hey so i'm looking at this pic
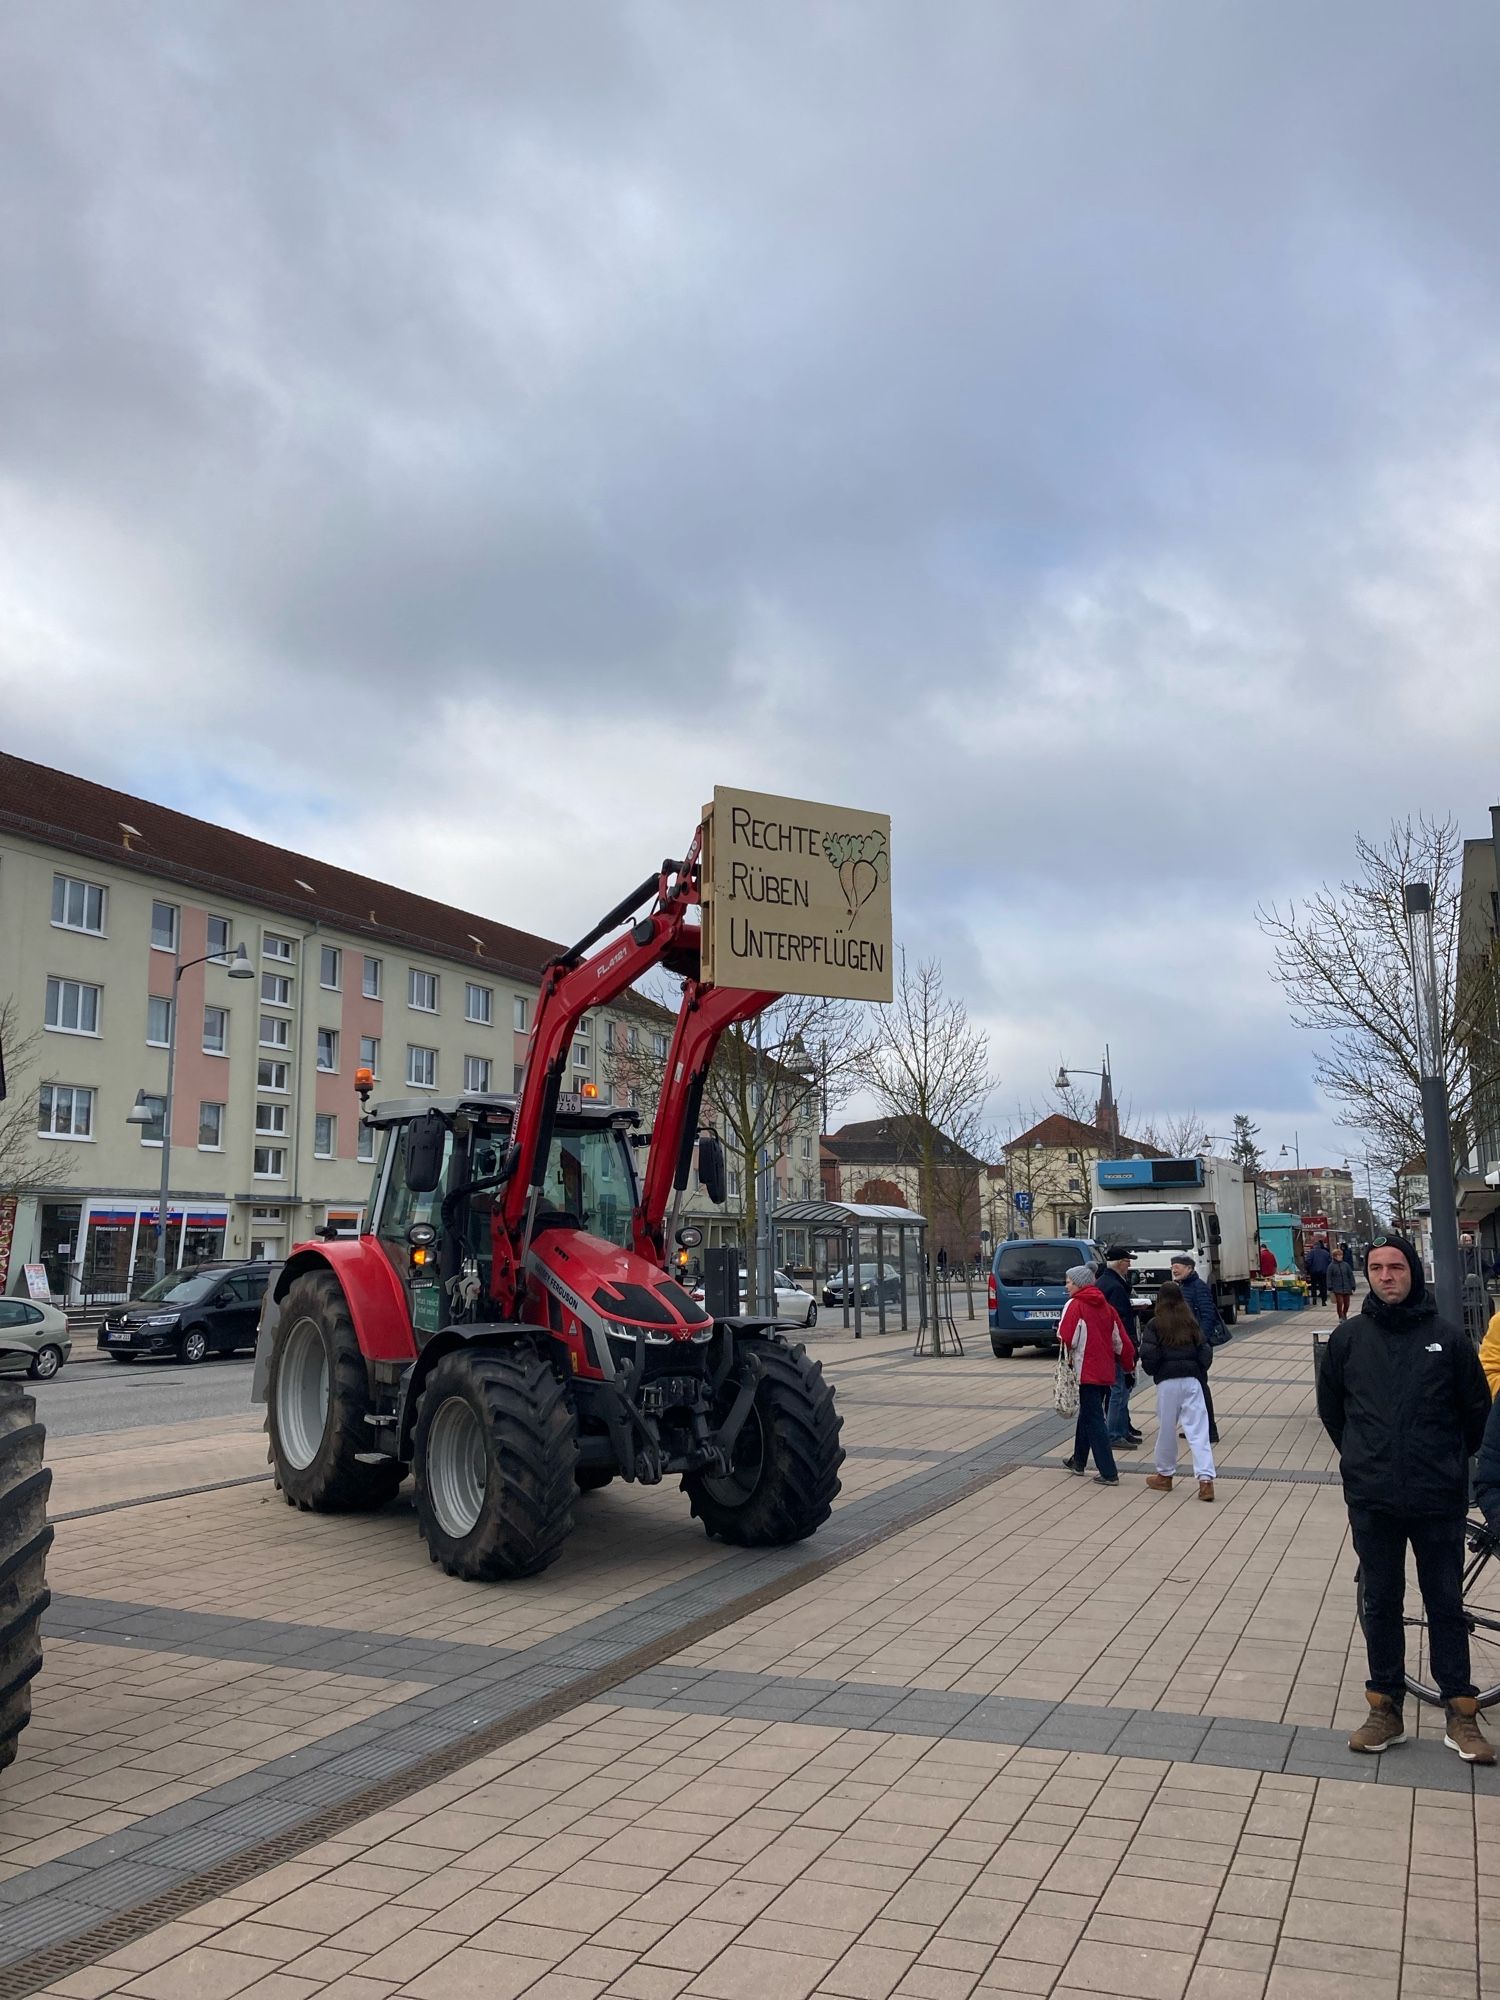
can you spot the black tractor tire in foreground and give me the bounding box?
[268,1272,404,1513]
[684,1336,843,1547]
[413,1346,578,1581]
[0,1388,53,1775]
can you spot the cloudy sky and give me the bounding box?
[4,1,1499,1169]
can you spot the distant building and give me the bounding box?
[988,1115,1162,1245]
[821,1115,984,1264]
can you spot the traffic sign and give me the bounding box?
[1013,1191,1033,1214]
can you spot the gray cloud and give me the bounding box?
[4,0,1500,1160]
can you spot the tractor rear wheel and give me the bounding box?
[413,1346,577,1581]
[268,1273,404,1513]
[0,1387,53,1775]
[684,1337,843,1547]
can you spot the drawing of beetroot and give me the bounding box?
[821,827,890,927]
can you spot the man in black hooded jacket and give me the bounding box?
[1317,1233,1493,1760]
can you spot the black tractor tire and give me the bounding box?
[0,1388,53,1775]
[412,1346,577,1581]
[684,1336,843,1547]
[575,1466,615,1493]
[268,1272,404,1513]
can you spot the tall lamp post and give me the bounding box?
[128,943,254,1285]
[1055,1046,1118,1148]
[1403,881,1464,1326]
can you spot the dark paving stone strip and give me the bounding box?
[43,1596,511,1683]
[0,1412,1037,1989]
[608,1664,1500,1794]
[841,1444,957,1461]
[52,1473,275,1523]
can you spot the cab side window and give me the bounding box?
[377,1125,449,1248]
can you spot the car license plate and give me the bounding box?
[1021,1309,1060,1323]
[105,1329,132,1343]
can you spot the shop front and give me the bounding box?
[76,1202,230,1303]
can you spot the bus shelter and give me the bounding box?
[774,1199,928,1338]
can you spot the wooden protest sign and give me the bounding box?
[701,787,893,1002]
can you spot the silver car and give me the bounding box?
[0,1297,72,1380]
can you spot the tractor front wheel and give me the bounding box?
[0,1387,53,1774]
[268,1273,404,1513]
[413,1346,577,1581]
[684,1337,843,1547]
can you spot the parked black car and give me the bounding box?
[97,1263,272,1364]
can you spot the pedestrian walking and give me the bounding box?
[1327,1243,1356,1320]
[1096,1247,1143,1451]
[1168,1254,1222,1445]
[1305,1237,1332,1306]
[1317,1233,1494,1762]
[1140,1282,1215,1501]
[1058,1264,1134,1486]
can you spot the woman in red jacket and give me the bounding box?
[1059,1264,1135,1485]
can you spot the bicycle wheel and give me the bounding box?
[1355,1518,1500,1709]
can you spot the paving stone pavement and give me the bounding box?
[5,1296,1498,1998]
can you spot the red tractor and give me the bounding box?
[255,837,843,1581]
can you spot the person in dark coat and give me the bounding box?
[1317,1233,1493,1761]
[1327,1244,1357,1320]
[1169,1254,1222,1445]
[1305,1237,1333,1306]
[1140,1282,1215,1500]
[1096,1249,1142,1450]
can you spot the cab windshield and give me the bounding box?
[1089,1208,1194,1251]
[136,1270,220,1305]
[540,1123,634,1248]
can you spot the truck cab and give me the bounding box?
[1088,1155,1255,1322]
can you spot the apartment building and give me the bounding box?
[1259,1165,1357,1239]
[0,755,613,1300]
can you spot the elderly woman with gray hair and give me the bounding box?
[1058,1264,1135,1485]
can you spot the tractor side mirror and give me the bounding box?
[404,1110,447,1194]
[697,1132,727,1206]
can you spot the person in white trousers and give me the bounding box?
[1139,1281,1216,1501]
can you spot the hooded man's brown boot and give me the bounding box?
[1348,1691,1406,1754]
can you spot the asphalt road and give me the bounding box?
[28,1354,258,1439]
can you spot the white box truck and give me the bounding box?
[1088,1156,1259,1322]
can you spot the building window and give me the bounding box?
[203,1005,228,1055]
[319,945,341,990]
[37,1084,94,1139]
[572,1040,591,1071]
[150,901,179,952]
[45,977,101,1036]
[314,1113,335,1158]
[362,956,382,999]
[261,971,292,1007]
[513,996,528,1032]
[408,969,439,1013]
[51,874,106,935]
[257,1058,288,1091]
[603,1020,615,1052]
[800,1136,813,1160]
[359,1034,380,1075]
[206,915,232,960]
[146,995,173,1047]
[317,1028,339,1072]
[357,1122,377,1163]
[464,1054,491,1093]
[253,1145,287,1179]
[407,1045,438,1089]
[626,1026,638,1054]
[728,1169,742,1198]
[198,1102,224,1150]
[259,1014,290,1049]
[255,1103,288,1137]
[136,1093,166,1145]
[465,982,493,1025]
[651,1031,669,1059]
[513,1064,525,1092]
[264,933,296,962]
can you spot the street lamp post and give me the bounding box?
[1055,1046,1118,1148]
[128,943,254,1286]
[1403,881,1464,1326]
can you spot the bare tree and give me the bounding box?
[1138,1108,1209,1157]
[608,989,870,1306]
[1258,816,1500,1175]
[854,952,994,1339]
[0,1001,49,1204]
